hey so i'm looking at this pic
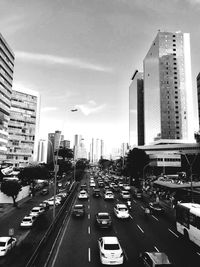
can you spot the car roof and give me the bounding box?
[74,204,84,208]
[97,212,109,216]
[32,206,41,209]
[102,236,119,244]
[23,216,33,219]
[146,252,171,264]
[116,204,127,208]
[80,190,87,193]
[105,191,113,193]
[0,237,12,242]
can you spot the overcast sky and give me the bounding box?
[1,0,200,152]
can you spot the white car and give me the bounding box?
[123,184,131,191]
[98,236,124,265]
[30,206,45,217]
[0,237,17,256]
[114,204,130,219]
[104,191,114,200]
[20,215,36,228]
[90,182,96,187]
[44,198,61,206]
[78,190,88,199]
[120,191,131,200]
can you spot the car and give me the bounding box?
[149,202,164,214]
[40,188,49,196]
[113,184,119,192]
[90,182,96,187]
[78,190,88,199]
[98,236,124,265]
[20,215,36,228]
[114,204,130,219]
[72,204,85,217]
[120,190,131,200]
[80,184,87,191]
[133,189,143,199]
[104,191,114,200]
[0,237,17,256]
[103,185,110,193]
[93,188,101,197]
[95,212,112,229]
[98,181,104,188]
[39,202,50,211]
[123,184,131,191]
[44,198,61,206]
[30,206,45,217]
[139,252,173,266]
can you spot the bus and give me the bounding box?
[176,202,200,246]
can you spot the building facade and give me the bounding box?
[129,70,144,147]
[6,88,40,167]
[143,31,194,145]
[0,33,15,161]
[47,130,64,164]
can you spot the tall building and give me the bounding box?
[143,31,194,145]
[197,72,200,130]
[61,139,70,149]
[0,33,15,161]
[129,70,144,147]
[100,139,104,158]
[37,139,47,163]
[7,88,40,167]
[47,130,64,164]
[74,134,87,159]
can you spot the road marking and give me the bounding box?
[152,215,159,221]
[168,228,179,238]
[88,204,90,209]
[88,248,91,262]
[123,249,128,261]
[141,205,145,210]
[133,199,136,203]
[88,226,90,234]
[88,214,90,219]
[137,224,144,233]
[154,246,159,252]
[129,214,133,220]
[197,252,200,256]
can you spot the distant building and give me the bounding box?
[61,139,70,149]
[47,130,64,164]
[144,31,195,145]
[37,139,47,163]
[0,33,15,161]
[129,70,144,147]
[7,88,40,167]
[197,72,200,131]
[74,134,87,160]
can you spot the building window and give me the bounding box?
[173,49,176,51]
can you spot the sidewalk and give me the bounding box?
[0,195,31,219]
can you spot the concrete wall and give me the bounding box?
[0,185,30,204]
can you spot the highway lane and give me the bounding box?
[47,174,200,267]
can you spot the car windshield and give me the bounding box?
[74,206,83,210]
[23,218,31,222]
[0,242,6,247]
[32,209,39,212]
[119,208,127,211]
[104,244,120,250]
[98,215,109,219]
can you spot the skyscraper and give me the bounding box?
[37,139,47,163]
[143,31,194,145]
[7,88,40,167]
[197,72,200,131]
[129,70,144,147]
[47,130,64,164]
[0,33,15,161]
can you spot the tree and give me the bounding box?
[1,180,22,207]
[125,148,149,187]
[57,148,74,160]
[98,158,112,171]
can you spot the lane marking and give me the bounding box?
[197,252,200,256]
[88,247,91,262]
[168,228,179,238]
[152,215,159,221]
[133,200,136,203]
[88,226,90,234]
[123,249,128,261]
[88,204,90,209]
[137,224,144,233]
[129,214,133,220]
[154,246,159,252]
[88,214,90,219]
[141,205,145,210]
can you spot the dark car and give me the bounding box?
[39,202,50,211]
[93,188,101,197]
[139,252,173,266]
[40,188,49,196]
[149,202,164,214]
[95,212,112,228]
[72,204,85,217]
[133,189,143,199]
[80,184,87,191]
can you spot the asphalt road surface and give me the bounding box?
[46,173,200,267]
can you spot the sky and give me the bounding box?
[1,0,200,153]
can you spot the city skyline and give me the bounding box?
[1,1,200,152]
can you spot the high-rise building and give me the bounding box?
[7,88,40,167]
[129,70,144,147]
[100,139,104,158]
[37,139,47,163]
[143,31,194,145]
[0,33,15,161]
[197,72,200,131]
[74,134,87,159]
[47,130,64,164]
[61,139,70,149]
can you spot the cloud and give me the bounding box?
[0,15,26,36]
[75,100,106,115]
[15,51,113,72]
[41,107,58,112]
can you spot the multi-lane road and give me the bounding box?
[46,172,200,267]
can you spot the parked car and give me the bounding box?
[72,204,85,217]
[139,252,173,266]
[98,236,124,265]
[104,191,114,200]
[0,237,17,256]
[78,190,88,199]
[95,212,112,229]
[20,215,36,229]
[114,204,130,219]
[149,202,164,214]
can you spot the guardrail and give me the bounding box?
[25,182,79,267]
